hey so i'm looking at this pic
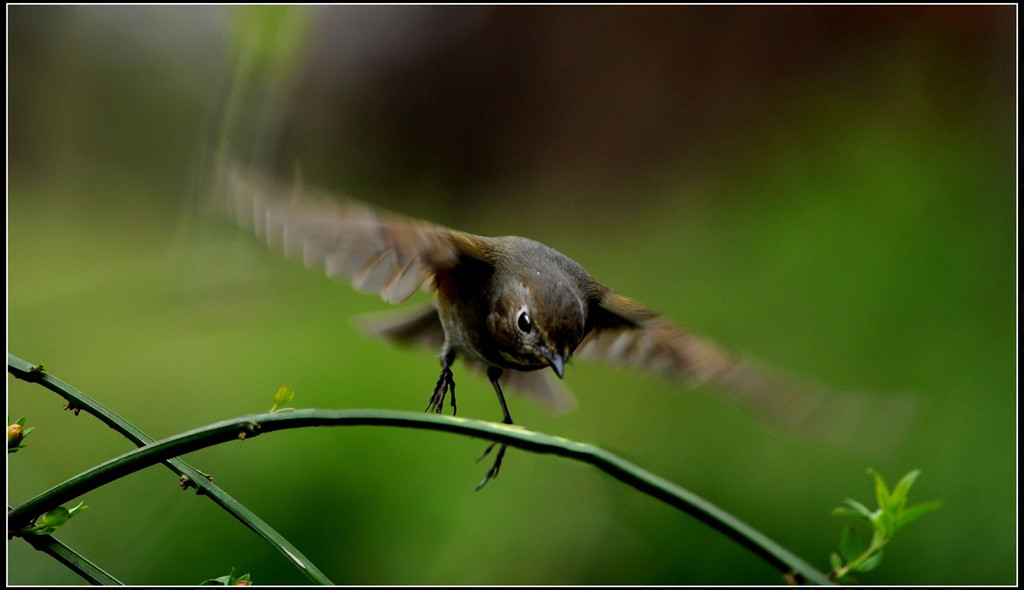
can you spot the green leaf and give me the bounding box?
[889,469,921,512]
[832,507,872,522]
[842,497,874,518]
[874,508,896,537]
[275,385,294,404]
[25,506,71,534]
[23,502,87,534]
[38,506,71,529]
[829,551,844,571]
[896,501,941,530]
[839,524,868,562]
[270,385,295,412]
[869,468,892,512]
[200,568,236,585]
[854,550,884,572]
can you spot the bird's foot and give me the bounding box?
[425,366,456,415]
[475,442,507,491]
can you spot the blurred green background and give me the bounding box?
[7,6,1015,585]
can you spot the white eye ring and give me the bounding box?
[517,309,533,334]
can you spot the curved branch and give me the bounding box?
[8,354,333,585]
[6,406,831,585]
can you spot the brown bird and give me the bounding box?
[217,164,917,489]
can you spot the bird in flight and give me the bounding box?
[216,164,917,489]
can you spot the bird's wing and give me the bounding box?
[578,290,920,449]
[219,165,574,412]
[356,304,577,413]
[217,164,489,304]
[490,368,576,414]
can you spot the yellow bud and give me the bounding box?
[8,424,24,448]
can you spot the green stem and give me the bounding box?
[10,506,123,586]
[834,530,888,581]
[7,354,333,585]
[6,405,832,585]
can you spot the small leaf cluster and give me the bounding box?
[268,385,295,413]
[829,469,940,582]
[23,501,88,535]
[8,416,35,453]
[201,568,252,585]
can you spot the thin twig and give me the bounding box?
[7,354,333,585]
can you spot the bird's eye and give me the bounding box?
[517,311,533,334]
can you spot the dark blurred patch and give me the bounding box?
[276,5,1014,207]
[8,6,224,202]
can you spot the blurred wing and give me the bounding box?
[578,291,920,450]
[357,304,577,413]
[491,368,577,414]
[217,164,487,304]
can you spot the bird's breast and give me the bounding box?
[433,268,495,365]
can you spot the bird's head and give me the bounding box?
[487,270,586,378]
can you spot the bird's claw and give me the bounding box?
[475,443,507,491]
[476,440,498,462]
[425,366,456,415]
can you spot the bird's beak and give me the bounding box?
[548,353,565,379]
